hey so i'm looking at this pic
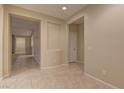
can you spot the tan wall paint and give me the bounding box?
[15,37,26,54]
[77,23,84,64]
[68,4,124,88]
[3,5,67,77]
[0,5,4,79]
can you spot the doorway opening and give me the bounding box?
[68,17,84,69]
[10,15,41,76]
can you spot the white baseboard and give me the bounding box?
[41,64,68,70]
[85,73,119,89]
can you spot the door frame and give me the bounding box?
[67,15,85,68]
[5,13,42,77]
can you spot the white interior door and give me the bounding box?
[69,31,77,62]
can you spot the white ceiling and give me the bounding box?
[11,16,38,30]
[11,16,39,36]
[14,4,87,20]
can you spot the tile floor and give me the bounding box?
[0,55,112,89]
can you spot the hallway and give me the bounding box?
[12,55,40,76]
[0,56,112,89]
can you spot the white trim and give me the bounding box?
[47,20,62,25]
[41,64,68,70]
[85,73,119,89]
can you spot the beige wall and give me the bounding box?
[68,5,124,88]
[0,5,4,79]
[77,23,84,64]
[15,37,26,54]
[3,5,67,77]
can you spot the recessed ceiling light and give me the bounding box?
[62,6,67,10]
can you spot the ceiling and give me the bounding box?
[11,16,39,36]
[14,4,87,20]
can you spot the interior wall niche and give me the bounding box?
[47,22,64,66]
[68,19,84,64]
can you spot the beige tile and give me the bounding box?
[0,55,112,89]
